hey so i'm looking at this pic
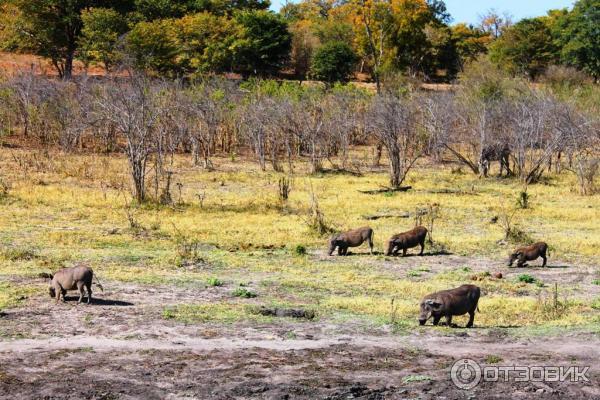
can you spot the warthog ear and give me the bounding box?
[425,299,442,309]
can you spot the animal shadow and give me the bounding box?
[393,250,453,257]
[342,251,382,256]
[63,296,134,306]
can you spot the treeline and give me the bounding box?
[0,0,598,83]
[1,63,598,201]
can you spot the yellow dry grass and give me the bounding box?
[0,149,598,329]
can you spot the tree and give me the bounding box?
[346,0,393,93]
[288,19,319,80]
[385,0,451,79]
[92,74,165,203]
[478,9,512,39]
[450,23,490,71]
[126,19,180,75]
[79,8,129,71]
[489,18,558,80]
[0,2,22,51]
[10,0,108,79]
[368,94,424,188]
[175,12,241,74]
[310,41,357,83]
[233,10,292,76]
[555,0,600,81]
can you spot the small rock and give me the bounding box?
[494,272,503,279]
[536,388,545,394]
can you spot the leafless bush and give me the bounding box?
[304,182,334,236]
[92,73,165,203]
[278,176,293,202]
[368,94,425,188]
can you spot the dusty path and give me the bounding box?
[0,333,598,400]
[0,256,598,399]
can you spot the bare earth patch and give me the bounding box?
[0,263,598,400]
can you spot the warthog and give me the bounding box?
[385,226,428,256]
[328,227,374,256]
[479,143,511,177]
[48,265,103,304]
[508,242,548,267]
[419,284,481,328]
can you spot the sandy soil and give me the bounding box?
[0,256,598,399]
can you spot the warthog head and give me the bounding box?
[507,252,520,266]
[328,236,340,256]
[418,299,442,325]
[385,240,395,256]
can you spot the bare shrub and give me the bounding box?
[278,176,293,202]
[92,73,164,203]
[368,94,425,188]
[304,183,334,236]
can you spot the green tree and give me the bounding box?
[450,23,490,70]
[9,0,110,79]
[555,0,600,81]
[126,19,180,75]
[175,12,241,73]
[79,8,129,71]
[310,40,357,83]
[489,17,558,80]
[131,0,190,21]
[233,10,291,76]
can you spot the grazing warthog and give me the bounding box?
[419,284,481,328]
[48,266,103,304]
[508,242,548,267]
[385,226,428,256]
[479,144,511,177]
[328,227,374,256]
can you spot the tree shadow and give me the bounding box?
[63,296,134,306]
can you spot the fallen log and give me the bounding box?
[362,212,410,220]
[358,186,412,194]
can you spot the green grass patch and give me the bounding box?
[485,355,503,364]
[0,283,37,311]
[517,274,537,284]
[232,287,257,298]
[402,375,433,383]
[162,303,270,324]
[206,277,223,287]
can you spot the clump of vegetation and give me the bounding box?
[485,355,503,364]
[402,375,433,384]
[517,274,537,284]
[293,244,307,256]
[304,185,335,236]
[0,178,9,200]
[592,279,600,286]
[206,277,223,287]
[278,176,293,203]
[232,288,257,298]
[1,247,37,261]
[516,190,530,209]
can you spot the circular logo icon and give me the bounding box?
[451,358,482,390]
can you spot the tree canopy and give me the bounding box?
[0,0,598,83]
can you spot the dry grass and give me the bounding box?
[0,149,598,329]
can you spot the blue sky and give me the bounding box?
[270,0,576,25]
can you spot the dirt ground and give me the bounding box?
[0,254,598,399]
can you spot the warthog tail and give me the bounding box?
[93,275,104,292]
